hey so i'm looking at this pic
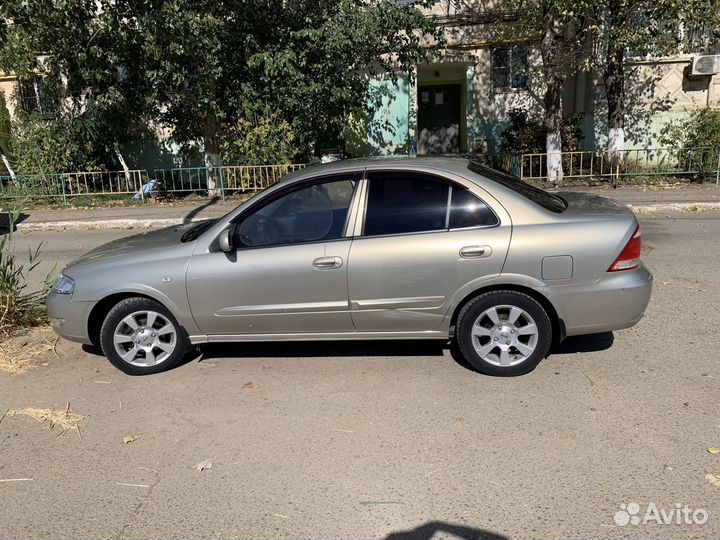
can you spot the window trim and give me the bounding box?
[357,170,501,240]
[447,184,501,231]
[224,171,363,251]
[491,45,529,92]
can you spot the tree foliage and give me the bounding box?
[10,111,104,174]
[218,114,297,166]
[661,109,720,148]
[500,108,584,154]
[456,0,592,180]
[585,0,720,147]
[0,0,439,171]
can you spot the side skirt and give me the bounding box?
[189,330,449,345]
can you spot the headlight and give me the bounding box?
[52,274,75,295]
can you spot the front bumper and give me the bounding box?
[46,292,94,345]
[553,263,653,337]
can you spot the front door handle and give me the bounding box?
[459,245,492,259]
[313,256,343,269]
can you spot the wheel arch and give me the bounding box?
[449,284,566,345]
[88,292,162,348]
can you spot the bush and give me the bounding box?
[219,114,297,165]
[11,112,104,175]
[0,209,54,334]
[660,109,720,148]
[500,108,583,154]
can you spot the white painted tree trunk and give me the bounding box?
[546,131,563,185]
[204,148,222,197]
[608,126,625,169]
[113,143,132,186]
[1,153,16,180]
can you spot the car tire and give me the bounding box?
[456,290,552,376]
[99,297,189,375]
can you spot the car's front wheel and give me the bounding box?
[456,290,552,376]
[100,297,188,375]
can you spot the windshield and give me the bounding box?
[181,219,218,242]
[468,161,567,213]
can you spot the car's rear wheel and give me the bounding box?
[100,297,188,375]
[456,290,552,376]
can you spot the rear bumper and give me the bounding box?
[552,263,653,337]
[46,292,94,345]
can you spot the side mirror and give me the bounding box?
[218,224,236,253]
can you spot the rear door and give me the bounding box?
[347,170,511,332]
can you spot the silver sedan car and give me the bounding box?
[48,158,652,376]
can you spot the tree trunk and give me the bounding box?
[541,4,564,184]
[203,118,222,197]
[113,143,132,187]
[0,153,16,180]
[604,1,626,172]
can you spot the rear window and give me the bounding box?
[468,162,567,213]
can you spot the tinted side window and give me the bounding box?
[235,178,355,247]
[364,173,449,236]
[449,188,499,229]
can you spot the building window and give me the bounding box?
[19,77,54,118]
[492,46,528,91]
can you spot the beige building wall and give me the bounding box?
[0,71,19,118]
[587,58,720,149]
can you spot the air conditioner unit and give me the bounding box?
[690,55,720,76]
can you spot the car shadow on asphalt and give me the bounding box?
[384,521,507,540]
[550,331,614,354]
[83,332,614,371]
[171,331,614,373]
[194,339,449,361]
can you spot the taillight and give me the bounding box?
[608,225,642,272]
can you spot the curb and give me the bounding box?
[13,202,720,232]
[17,217,208,232]
[629,202,720,214]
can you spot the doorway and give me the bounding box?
[417,84,462,154]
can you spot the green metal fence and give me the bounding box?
[220,164,306,193]
[151,164,306,196]
[500,147,720,185]
[0,170,148,203]
[0,164,306,203]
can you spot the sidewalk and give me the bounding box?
[16,198,239,231]
[13,182,720,231]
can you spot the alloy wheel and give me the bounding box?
[112,310,177,367]
[470,304,539,367]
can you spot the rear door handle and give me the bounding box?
[459,245,492,259]
[313,256,343,269]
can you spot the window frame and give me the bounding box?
[19,77,54,118]
[357,170,500,239]
[226,171,363,251]
[491,45,529,92]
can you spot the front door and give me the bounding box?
[186,175,359,336]
[417,84,461,154]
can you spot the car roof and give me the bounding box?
[282,156,475,184]
[275,156,562,223]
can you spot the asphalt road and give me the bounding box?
[2,211,720,539]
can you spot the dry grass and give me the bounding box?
[0,292,48,336]
[0,325,59,375]
[4,404,87,438]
